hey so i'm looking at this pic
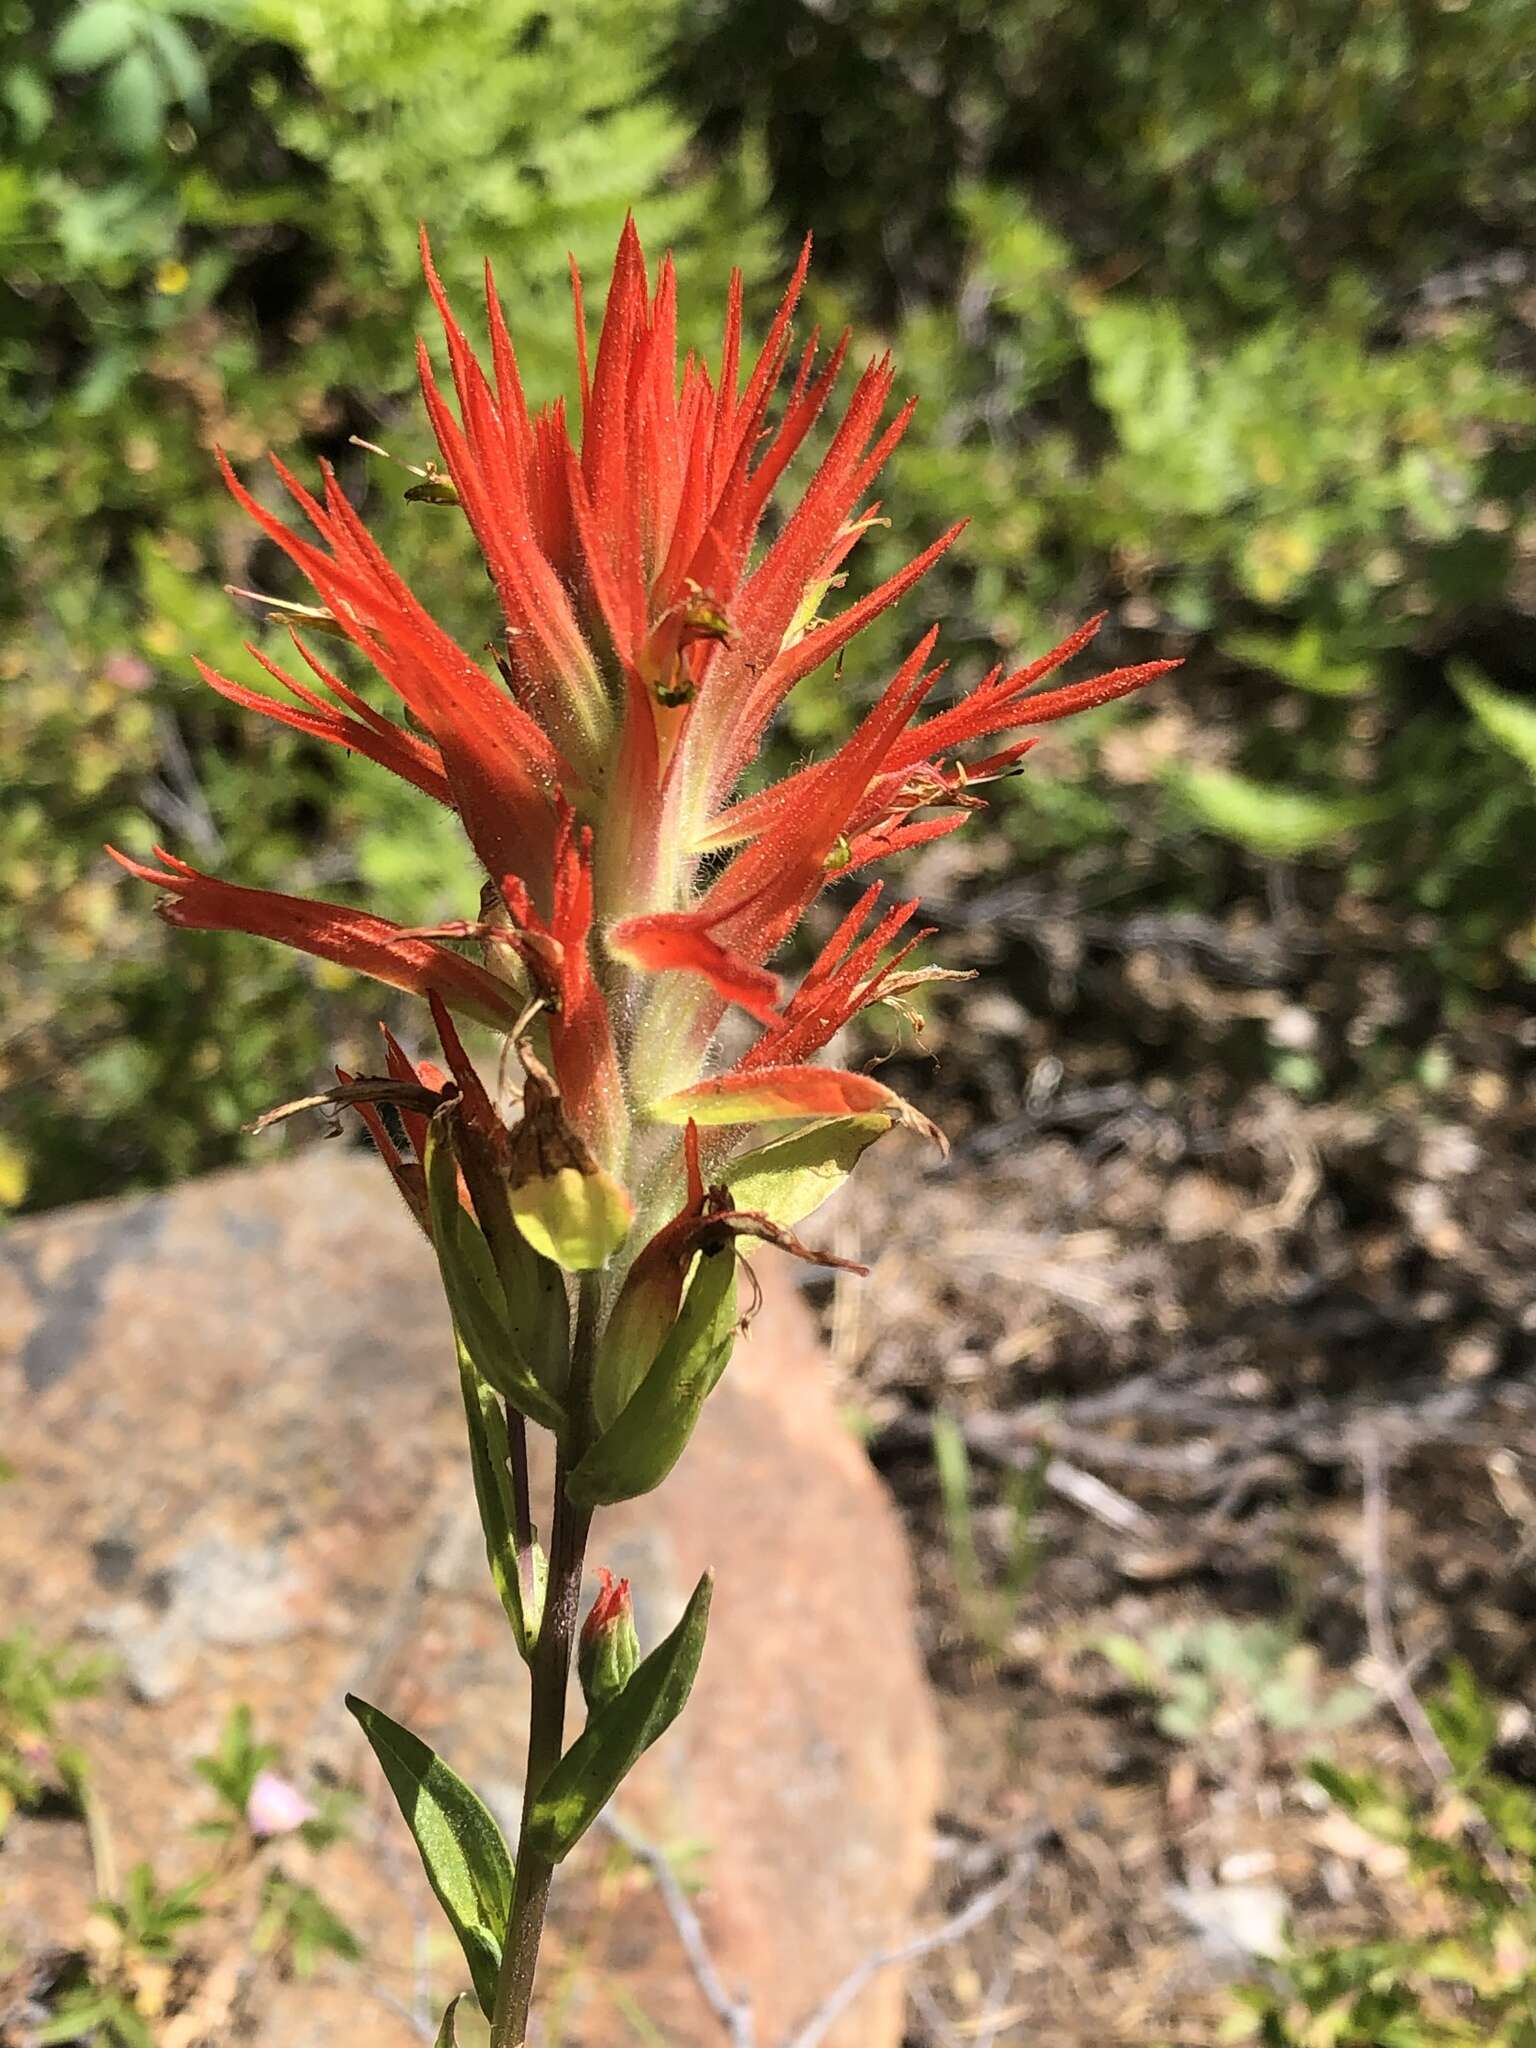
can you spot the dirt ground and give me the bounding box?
[805,823,1536,2045]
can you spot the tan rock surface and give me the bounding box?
[0,1151,939,2045]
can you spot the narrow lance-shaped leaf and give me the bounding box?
[456,1339,541,1661]
[1176,766,1388,857]
[524,1571,713,1864]
[1452,660,1536,781]
[344,1696,513,2018]
[434,1993,466,2046]
[719,1112,893,1229]
[567,1246,738,1508]
[425,1116,566,1435]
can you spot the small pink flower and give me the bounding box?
[102,652,152,690]
[246,1768,316,1839]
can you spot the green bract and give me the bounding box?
[510,1161,633,1274]
[720,1113,892,1228]
[425,1122,567,1437]
[568,1248,739,1508]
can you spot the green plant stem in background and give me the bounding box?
[490,1276,600,2048]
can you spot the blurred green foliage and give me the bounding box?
[2,0,761,1211]
[682,0,1536,1004]
[5,0,1536,1212]
[822,185,1536,987]
[1236,1664,1536,2046]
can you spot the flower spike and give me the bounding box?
[115,216,1171,1251]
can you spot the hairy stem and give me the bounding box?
[489,1275,600,2048]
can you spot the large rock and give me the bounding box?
[0,1151,938,2046]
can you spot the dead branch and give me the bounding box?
[780,1829,1046,2048]
[597,1808,756,2048]
[1357,1426,1455,1785]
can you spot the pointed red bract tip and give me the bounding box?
[580,1567,633,1647]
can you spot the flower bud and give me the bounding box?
[578,1569,638,1715]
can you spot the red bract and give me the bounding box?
[579,1567,633,1653]
[112,217,1175,1197]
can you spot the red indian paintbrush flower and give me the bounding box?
[112,218,1173,1229]
[111,219,1181,2043]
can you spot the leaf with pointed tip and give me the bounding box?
[524,1572,713,1863]
[1176,766,1387,857]
[719,1113,892,1228]
[434,1993,465,2045]
[1452,661,1536,780]
[345,1696,512,2017]
[567,1249,737,1508]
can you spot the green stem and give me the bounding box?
[489,1275,600,2048]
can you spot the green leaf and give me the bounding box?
[140,15,209,118]
[344,1696,512,2017]
[719,1114,892,1229]
[426,1121,566,1436]
[1176,766,1388,857]
[2,67,54,142]
[1451,662,1536,781]
[192,1701,277,1816]
[457,1338,539,1660]
[1426,1657,1499,1779]
[435,1994,465,2046]
[1225,626,1373,699]
[51,0,140,73]
[566,1248,738,1508]
[525,1571,712,1864]
[103,46,165,153]
[1095,1632,1163,1694]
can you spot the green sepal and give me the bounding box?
[452,1116,571,1400]
[524,1571,713,1864]
[492,1220,570,1402]
[344,1696,512,2019]
[426,1121,566,1436]
[456,1340,541,1661]
[566,1248,738,1508]
[721,1113,892,1229]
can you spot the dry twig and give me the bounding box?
[1357,1425,1455,1785]
[780,1832,1045,2048]
[597,1809,755,2048]
[597,1808,1047,2048]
